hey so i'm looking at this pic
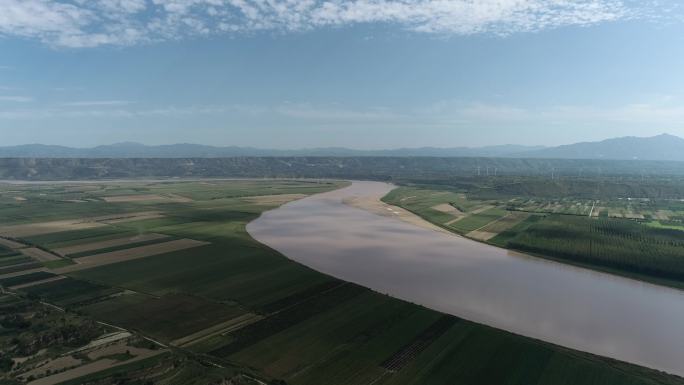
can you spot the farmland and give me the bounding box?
[383,176,684,289]
[1,179,684,385]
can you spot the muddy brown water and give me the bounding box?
[247,181,684,376]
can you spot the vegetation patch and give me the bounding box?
[0,271,56,288]
[210,284,368,357]
[83,293,247,342]
[381,315,458,371]
[20,277,121,307]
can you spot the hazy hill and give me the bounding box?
[519,134,684,161]
[0,142,544,158]
[3,134,684,161]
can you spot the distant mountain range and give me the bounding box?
[517,134,684,161]
[0,142,545,158]
[1,134,683,161]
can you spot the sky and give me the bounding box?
[1,0,684,149]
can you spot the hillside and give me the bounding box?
[3,134,684,161]
[520,134,684,161]
[0,143,543,158]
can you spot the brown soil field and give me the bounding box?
[469,205,495,214]
[55,239,210,273]
[466,212,529,241]
[20,247,61,262]
[71,332,133,354]
[0,267,47,280]
[466,230,499,241]
[19,355,83,381]
[53,233,169,256]
[654,210,672,220]
[86,341,156,361]
[171,313,264,347]
[480,212,529,233]
[625,213,645,219]
[27,349,166,385]
[0,212,162,238]
[0,261,44,275]
[10,276,67,290]
[431,203,463,216]
[244,193,307,205]
[164,193,193,202]
[445,216,466,225]
[0,220,106,238]
[100,212,165,224]
[103,194,192,203]
[0,237,26,249]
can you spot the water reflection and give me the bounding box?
[247,181,684,376]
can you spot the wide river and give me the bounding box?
[247,181,684,376]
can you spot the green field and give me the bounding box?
[503,215,684,287]
[83,293,247,342]
[1,179,683,385]
[447,207,508,234]
[22,277,122,306]
[385,182,684,289]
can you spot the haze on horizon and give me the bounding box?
[2,0,684,149]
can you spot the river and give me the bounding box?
[247,181,684,376]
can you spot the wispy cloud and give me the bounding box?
[420,100,684,126]
[61,100,132,107]
[276,102,400,122]
[0,0,655,48]
[6,99,684,130]
[0,95,33,102]
[0,104,253,119]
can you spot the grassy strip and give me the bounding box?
[0,250,21,258]
[23,227,134,248]
[83,293,247,342]
[489,214,544,247]
[43,259,75,269]
[0,255,32,267]
[67,236,176,258]
[448,207,508,234]
[257,279,344,314]
[20,277,121,307]
[381,315,458,371]
[0,271,56,287]
[210,284,367,357]
[53,352,170,385]
[0,261,43,275]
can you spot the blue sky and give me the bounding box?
[1,0,684,149]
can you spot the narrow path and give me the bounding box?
[589,200,597,217]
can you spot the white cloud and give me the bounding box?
[0,103,255,119]
[4,99,684,131]
[401,99,684,133]
[0,0,649,48]
[62,100,132,106]
[276,102,400,121]
[0,95,33,102]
